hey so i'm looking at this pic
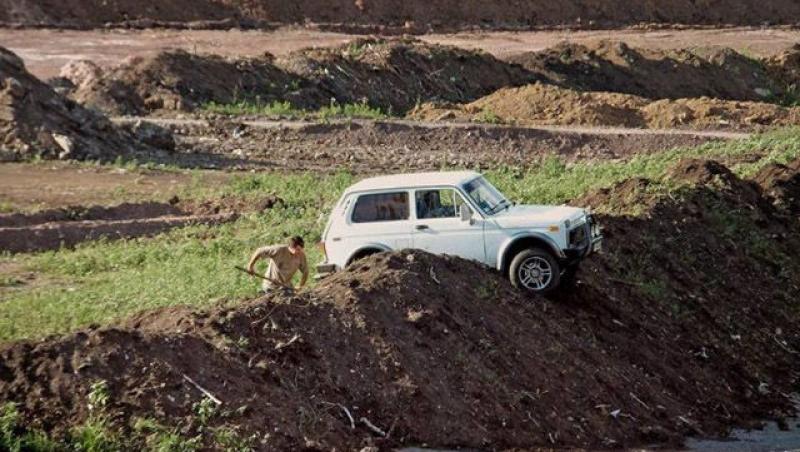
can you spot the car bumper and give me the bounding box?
[564,214,603,262]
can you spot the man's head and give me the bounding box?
[288,236,305,254]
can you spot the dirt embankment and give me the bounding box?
[505,40,784,102]
[0,195,281,253]
[0,46,151,161]
[2,0,800,30]
[65,38,532,116]
[411,41,800,130]
[1,158,799,450]
[410,83,800,131]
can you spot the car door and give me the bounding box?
[411,187,485,262]
[340,190,414,255]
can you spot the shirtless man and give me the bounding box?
[247,236,309,292]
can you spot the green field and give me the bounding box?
[1,127,799,342]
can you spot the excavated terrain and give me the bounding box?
[0,195,282,253]
[64,38,532,116]
[0,46,149,161]
[505,41,786,102]
[163,118,723,172]
[1,159,798,450]
[2,0,800,30]
[50,38,800,133]
[409,83,800,131]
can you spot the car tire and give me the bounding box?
[509,247,561,294]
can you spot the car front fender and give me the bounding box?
[496,232,566,271]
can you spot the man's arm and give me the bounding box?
[247,246,279,273]
[297,255,310,289]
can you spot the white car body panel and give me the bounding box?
[319,171,601,275]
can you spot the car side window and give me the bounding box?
[416,189,467,219]
[351,192,409,223]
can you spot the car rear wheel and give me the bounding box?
[509,248,561,294]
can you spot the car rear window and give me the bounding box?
[352,192,409,223]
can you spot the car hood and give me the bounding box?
[490,204,586,229]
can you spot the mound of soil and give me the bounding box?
[505,41,782,102]
[2,0,800,30]
[409,83,800,131]
[753,157,800,215]
[1,159,799,449]
[0,46,145,161]
[63,38,532,115]
[68,51,304,116]
[275,37,533,113]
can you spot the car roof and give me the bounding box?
[344,171,482,194]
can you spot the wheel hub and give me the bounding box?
[518,256,553,291]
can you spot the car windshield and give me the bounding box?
[462,176,509,215]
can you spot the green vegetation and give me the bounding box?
[1,128,799,342]
[2,388,253,452]
[203,99,387,120]
[476,109,503,124]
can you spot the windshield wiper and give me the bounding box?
[487,199,510,215]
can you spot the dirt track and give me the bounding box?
[130,117,738,171]
[4,27,800,79]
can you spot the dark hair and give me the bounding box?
[288,236,305,248]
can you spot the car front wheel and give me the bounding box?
[509,248,561,294]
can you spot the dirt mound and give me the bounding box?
[68,50,304,116]
[753,158,800,214]
[0,196,279,253]
[409,83,800,131]
[275,37,532,113]
[506,41,781,102]
[2,161,799,449]
[68,38,531,115]
[2,0,800,30]
[0,46,146,161]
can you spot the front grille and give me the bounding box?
[569,224,587,248]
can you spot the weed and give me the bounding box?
[317,100,386,120]
[476,109,503,124]
[0,201,15,213]
[87,381,110,415]
[213,426,255,452]
[133,418,201,452]
[193,397,218,428]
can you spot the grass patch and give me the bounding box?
[1,128,799,341]
[203,100,387,120]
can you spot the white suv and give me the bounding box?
[316,171,602,293]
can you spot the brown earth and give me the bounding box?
[753,157,800,215]
[166,118,726,172]
[0,158,798,449]
[2,0,800,30]
[409,83,800,131]
[6,28,800,82]
[0,162,231,212]
[65,38,532,115]
[0,195,281,253]
[505,40,785,102]
[64,51,305,116]
[0,46,149,161]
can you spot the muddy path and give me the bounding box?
[5,27,800,79]
[118,116,743,172]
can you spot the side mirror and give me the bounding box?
[460,206,473,222]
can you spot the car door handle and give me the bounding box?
[415,224,429,230]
